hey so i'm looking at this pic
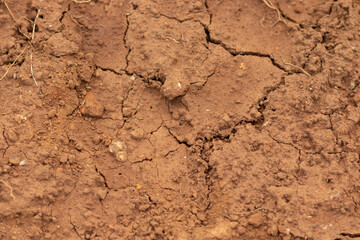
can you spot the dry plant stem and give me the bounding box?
[0,180,15,199]
[18,28,31,40]
[29,10,42,94]
[280,56,311,77]
[262,0,287,26]
[32,9,40,40]
[30,53,42,94]
[2,0,16,22]
[0,47,27,81]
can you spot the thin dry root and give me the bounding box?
[280,56,311,77]
[0,180,15,199]
[262,0,287,26]
[67,11,87,27]
[2,0,17,22]
[0,47,27,81]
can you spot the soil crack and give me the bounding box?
[205,30,288,74]
[166,127,192,147]
[340,233,360,238]
[133,158,153,164]
[69,214,81,239]
[95,165,109,191]
[123,13,131,72]
[1,125,10,157]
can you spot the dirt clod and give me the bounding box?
[248,212,265,227]
[5,129,17,142]
[46,33,79,57]
[80,92,104,118]
[130,128,144,140]
[8,154,21,165]
[1,1,360,239]
[160,78,190,100]
[193,1,202,10]
[47,109,57,119]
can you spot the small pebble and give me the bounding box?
[276,172,287,180]
[15,114,24,124]
[96,189,107,200]
[80,92,104,118]
[230,221,238,229]
[68,154,76,164]
[248,213,265,227]
[9,154,21,165]
[19,160,26,166]
[267,223,278,236]
[75,142,84,151]
[131,128,144,140]
[237,225,247,235]
[48,109,57,119]
[59,156,68,163]
[109,139,127,161]
[39,150,50,158]
[6,129,18,142]
[193,1,202,10]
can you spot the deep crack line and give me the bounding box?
[95,165,109,189]
[340,233,360,238]
[203,23,300,75]
[69,214,81,239]
[123,13,131,72]
[2,125,10,157]
[206,32,289,74]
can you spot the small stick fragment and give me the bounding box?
[0,47,27,81]
[165,36,179,43]
[67,11,87,27]
[280,56,311,77]
[32,9,40,40]
[0,180,15,199]
[262,0,287,26]
[2,0,16,23]
[30,53,42,94]
[18,28,31,40]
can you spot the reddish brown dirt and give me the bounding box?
[0,0,360,239]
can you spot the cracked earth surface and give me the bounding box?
[0,0,360,239]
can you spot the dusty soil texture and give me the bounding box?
[0,0,360,239]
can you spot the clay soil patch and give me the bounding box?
[0,0,360,239]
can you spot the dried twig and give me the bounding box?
[2,0,16,22]
[29,10,43,93]
[0,47,27,81]
[262,0,287,26]
[67,11,89,28]
[18,28,31,40]
[280,56,311,77]
[32,9,40,40]
[0,180,15,199]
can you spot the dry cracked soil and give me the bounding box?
[0,0,360,239]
